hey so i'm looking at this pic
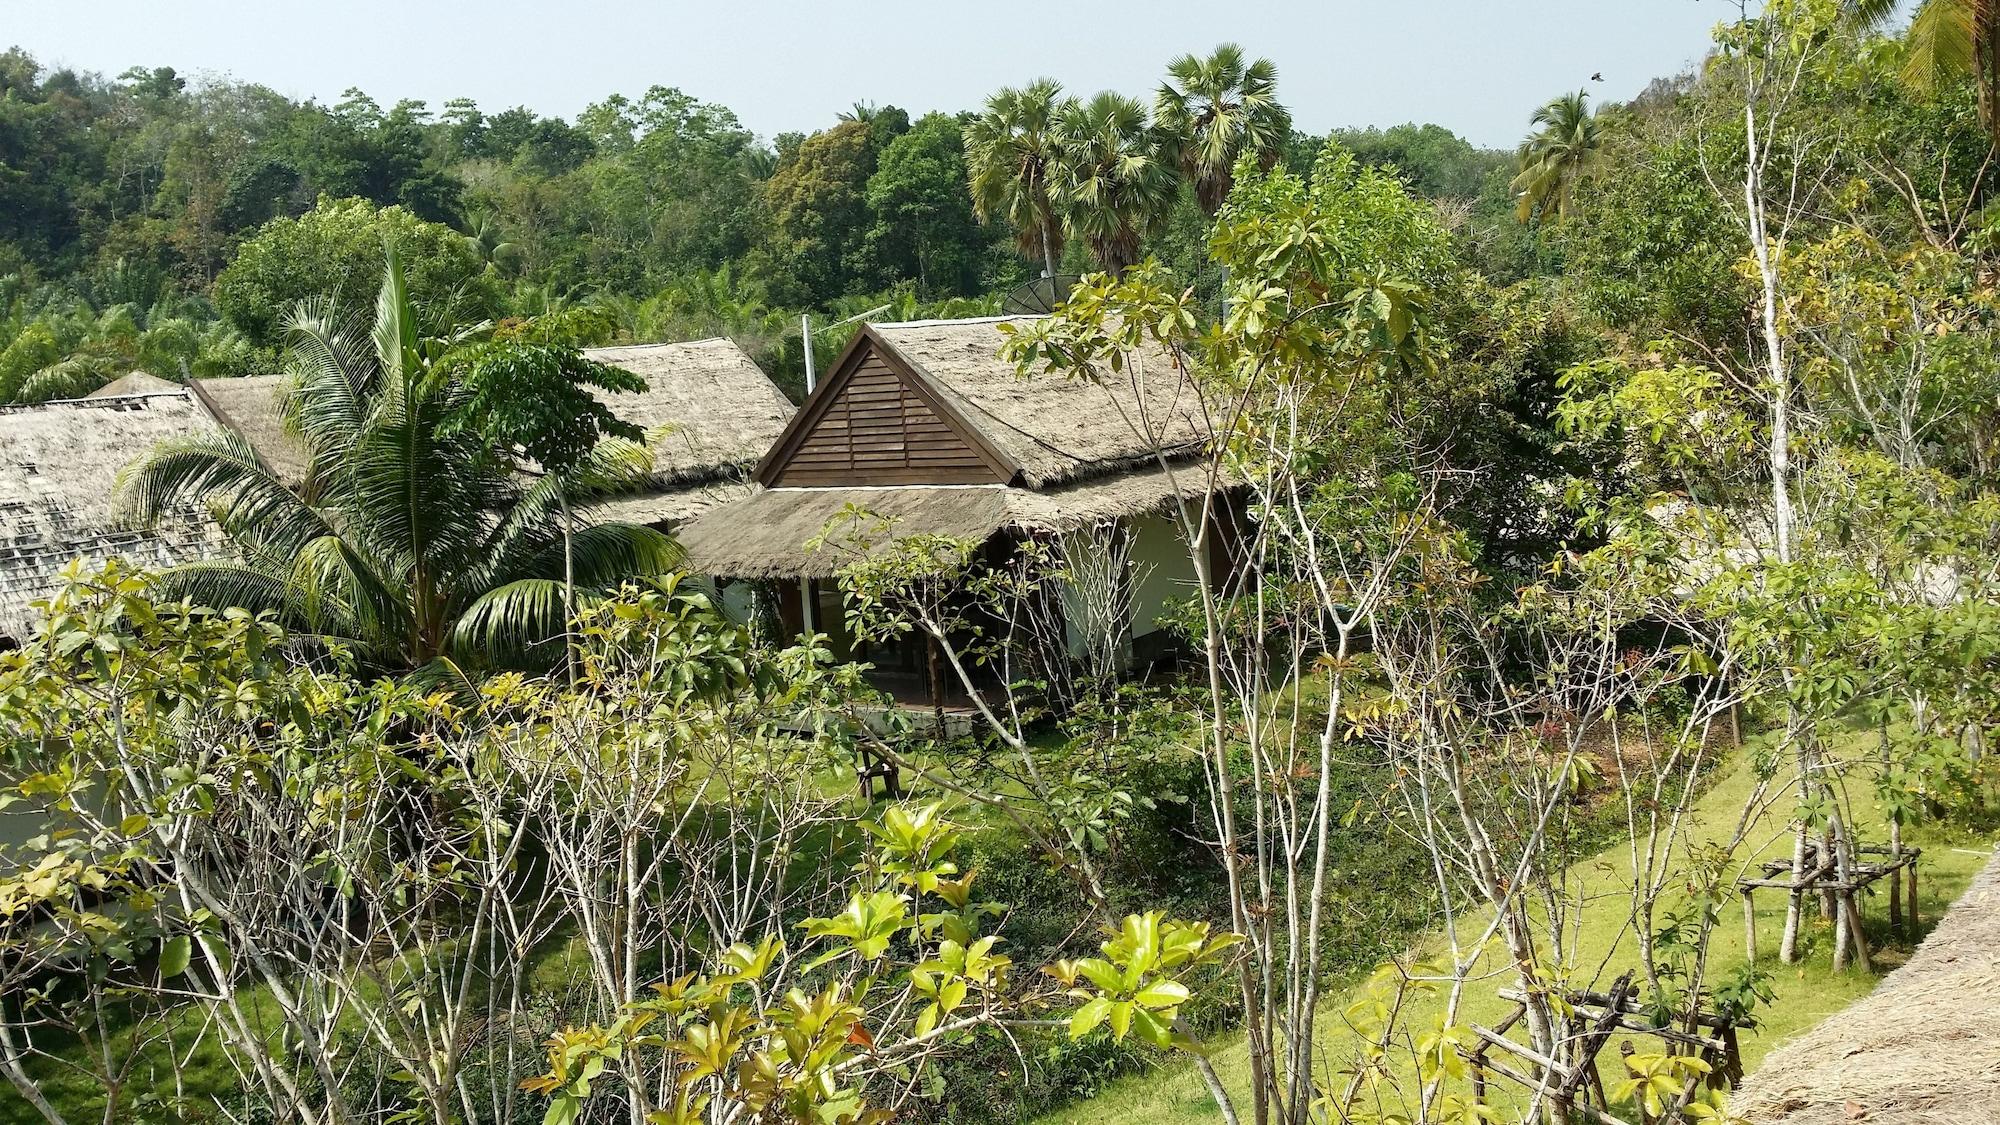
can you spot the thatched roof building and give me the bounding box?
[1731,850,2000,1124]
[193,338,793,523]
[0,391,224,644]
[679,316,1220,578]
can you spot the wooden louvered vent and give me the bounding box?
[768,344,1006,487]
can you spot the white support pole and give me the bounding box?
[802,314,816,395]
[799,315,819,638]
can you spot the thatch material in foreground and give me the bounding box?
[0,394,224,642]
[679,461,1214,578]
[872,317,1211,488]
[1731,849,2000,1124]
[583,339,796,485]
[581,479,756,528]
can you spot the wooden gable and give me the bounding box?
[756,329,1016,488]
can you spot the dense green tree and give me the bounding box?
[121,253,675,670]
[446,339,651,656]
[762,119,879,303]
[0,52,117,268]
[1333,122,1504,199]
[965,79,1070,278]
[1154,43,1291,214]
[865,113,989,297]
[213,195,499,346]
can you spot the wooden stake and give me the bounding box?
[1741,887,1757,963]
[1907,860,1920,935]
[1843,890,1872,973]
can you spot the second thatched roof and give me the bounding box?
[192,337,792,521]
[85,371,181,399]
[0,393,225,643]
[867,316,1212,489]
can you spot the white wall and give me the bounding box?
[1125,512,1200,639]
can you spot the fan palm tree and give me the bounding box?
[1154,43,1293,215]
[1053,93,1181,275]
[1852,0,2000,144]
[119,251,679,671]
[964,79,1070,278]
[1510,90,1604,223]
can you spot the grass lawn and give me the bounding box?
[1030,726,2000,1125]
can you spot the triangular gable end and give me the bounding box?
[755,327,1017,488]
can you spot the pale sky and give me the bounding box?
[7,1,1736,149]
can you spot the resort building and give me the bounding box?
[677,315,1233,712]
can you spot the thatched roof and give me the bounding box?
[0,394,224,642]
[583,339,795,485]
[868,316,1212,489]
[581,479,757,528]
[84,371,180,399]
[678,461,1216,579]
[1731,849,2000,1124]
[193,375,310,486]
[191,339,789,522]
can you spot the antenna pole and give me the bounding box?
[802,314,816,394]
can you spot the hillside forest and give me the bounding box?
[0,41,1526,401]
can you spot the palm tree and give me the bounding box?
[1053,93,1181,275]
[460,208,520,272]
[1852,0,2000,145]
[119,252,678,671]
[964,79,1069,278]
[1510,90,1604,223]
[1154,43,1293,215]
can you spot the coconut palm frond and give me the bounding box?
[1511,90,1602,224]
[124,252,665,671]
[476,437,659,586]
[1847,0,1907,28]
[147,562,301,627]
[340,404,504,581]
[282,293,377,455]
[494,521,684,594]
[1903,0,1980,92]
[373,248,422,398]
[563,522,685,587]
[539,438,658,506]
[448,578,572,668]
[288,533,406,649]
[117,429,333,556]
